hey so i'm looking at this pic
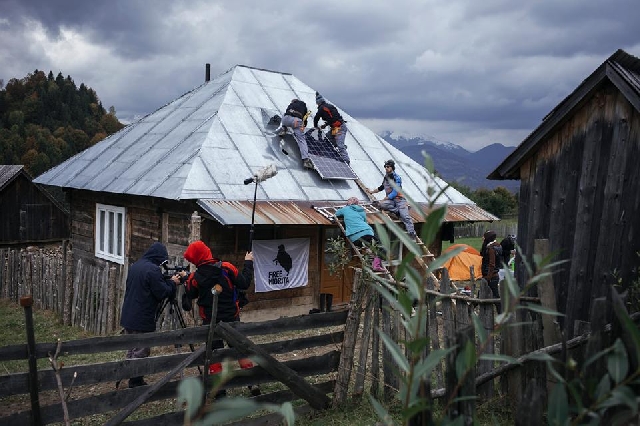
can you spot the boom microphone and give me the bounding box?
[244,164,278,185]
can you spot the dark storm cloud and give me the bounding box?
[1,0,639,150]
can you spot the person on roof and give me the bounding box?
[335,197,386,272]
[280,98,313,169]
[366,159,416,240]
[313,92,350,164]
[179,240,260,397]
[120,242,181,388]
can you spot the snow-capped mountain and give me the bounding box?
[380,132,519,192]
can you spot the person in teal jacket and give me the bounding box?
[334,197,386,271]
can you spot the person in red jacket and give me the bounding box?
[180,240,260,397]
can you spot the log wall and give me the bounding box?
[516,82,640,336]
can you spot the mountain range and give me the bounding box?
[380,132,519,192]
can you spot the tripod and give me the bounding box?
[155,293,203,374]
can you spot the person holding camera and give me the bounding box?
[180,240,260,397]
[120,242,181,388]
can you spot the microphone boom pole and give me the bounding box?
[244,164,277,251]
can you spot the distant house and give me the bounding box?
[489,49,640,336]
[35,65,496,330]
[0,165,69,245]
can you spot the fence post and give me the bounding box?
[382,293,399,401]
[370,293,381,397]
[21,295,42,426]
[477,283,494,400]
[445,325,476,422]
[354,288,375,398]
[333,269,368,406]
[426,275,443,387]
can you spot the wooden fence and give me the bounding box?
[0,304,347,425]
[454,221,517,239]
[0,244,133,335]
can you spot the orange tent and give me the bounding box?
[442,244,482,281]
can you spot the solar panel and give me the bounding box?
[305,130,357,180]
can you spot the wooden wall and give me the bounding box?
[0,174,69,244]
[517,81,640,336]
[68,190,324,331]
[200,221,320,315]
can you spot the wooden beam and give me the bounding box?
[105,345,205,426]
[215,322,331,410]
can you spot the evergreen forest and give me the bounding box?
[0,70,125,176]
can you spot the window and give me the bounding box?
[95,204,125,264]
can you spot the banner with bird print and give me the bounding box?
[252,238,309,292]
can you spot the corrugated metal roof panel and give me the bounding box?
[0,165,24,191]
[197,200,498,226]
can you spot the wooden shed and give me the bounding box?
[489,49,640,336]
[34,65,496,332]
[0,165,69,245]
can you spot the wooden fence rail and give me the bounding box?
[0,309,348,425]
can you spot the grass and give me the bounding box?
[442,237,484,253]
[0,298,513,425]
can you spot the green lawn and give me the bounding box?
[0,297,513,425]
[442,237,484,253]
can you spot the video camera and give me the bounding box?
[162,264,188,284]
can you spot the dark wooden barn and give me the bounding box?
[489,49,640,336]
[0,165,69,245]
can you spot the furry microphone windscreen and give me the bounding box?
[254,164,278,183]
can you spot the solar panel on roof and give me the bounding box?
[305,130,357,180]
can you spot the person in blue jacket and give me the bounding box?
[335,197,386,271]
[366,159,416,239]
[120,242,180,388]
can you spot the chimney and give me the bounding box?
[205,63,210,82]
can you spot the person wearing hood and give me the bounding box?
[313,92,350,164]
[481,230,503,313]
[335,197,386,272]
[179,240,260,397]
[120,242,181,388]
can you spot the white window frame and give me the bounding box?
[95,203,126,264]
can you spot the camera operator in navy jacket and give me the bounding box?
[120,242,181,388]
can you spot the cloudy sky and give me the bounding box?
[1,0,638,151]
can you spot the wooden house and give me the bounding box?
[34,65,496,330]
[0,165,69,246]
[489,49,640,336]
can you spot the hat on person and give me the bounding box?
[347,197,360,205]
[384,159,395,169]
[315,92,325,105]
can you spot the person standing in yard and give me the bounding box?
[179,240,260,397]
[120,242,181,388]
[366,159,416,240]
[481,230,503,313]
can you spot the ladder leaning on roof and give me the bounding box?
[314,203,396,282]
[352,178,438,280]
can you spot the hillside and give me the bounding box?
[380,132,519,192]
[0,70,125,176]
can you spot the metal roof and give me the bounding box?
[197,200,498,225]
[489,49,640,180]
[33,64,496,222]
[0,165,26,191]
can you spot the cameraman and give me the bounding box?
[120,242,181,388]
[180,240,259,397]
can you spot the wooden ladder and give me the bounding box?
[353,178,437,280]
